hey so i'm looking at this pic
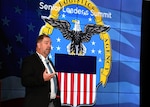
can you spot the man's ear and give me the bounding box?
[37,42,41,49]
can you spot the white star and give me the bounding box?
[51,45,54,50]
[56,37,61,42]
[27,22,35,32]
[56,46,61,51]
[88,17,92,22]
[14,6,22,14]
[36,9,42,17]
[98,49,102,54]
[91,49,95,54]
[91,41,96,45]
[49,54,52,59]
[98,57,102,62]
[18,58,22,69]
[28,50,34,55]
[15,33,23,43]
[62,14,66,18]
[1,16,10,26]
[6,44,12,55]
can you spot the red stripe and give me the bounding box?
[64,73,67,104]
[77,73,81,105]
[57,72,61,91]
[89,74,93,104]
[83,74,87,104]
[70,73,74,105]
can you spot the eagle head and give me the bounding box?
[72,19,81,32]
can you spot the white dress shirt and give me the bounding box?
[36,52,56,99]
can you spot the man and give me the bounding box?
[21,34,61,107]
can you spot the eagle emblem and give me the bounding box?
[41,16,110,56]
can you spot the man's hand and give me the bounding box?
[43,69,56,81]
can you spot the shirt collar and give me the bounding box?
[36,51,48,61]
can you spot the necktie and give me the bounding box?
[45,59,57,93]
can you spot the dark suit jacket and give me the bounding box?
[21,53,61,107]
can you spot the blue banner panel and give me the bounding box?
[55,54,96,74]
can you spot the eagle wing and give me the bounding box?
[81,24,110,42]
[41,16,73,40]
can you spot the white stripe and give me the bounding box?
[60,72,64,104]
[92,74,96,103]
[67,73,71,104]
[73,73,78,106]
[80,73,84,104]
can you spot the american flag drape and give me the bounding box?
[58,72,96,107]
[55,54,96,107]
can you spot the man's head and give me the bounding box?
[36,34,51,58]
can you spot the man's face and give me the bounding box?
[38,37,51,57]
